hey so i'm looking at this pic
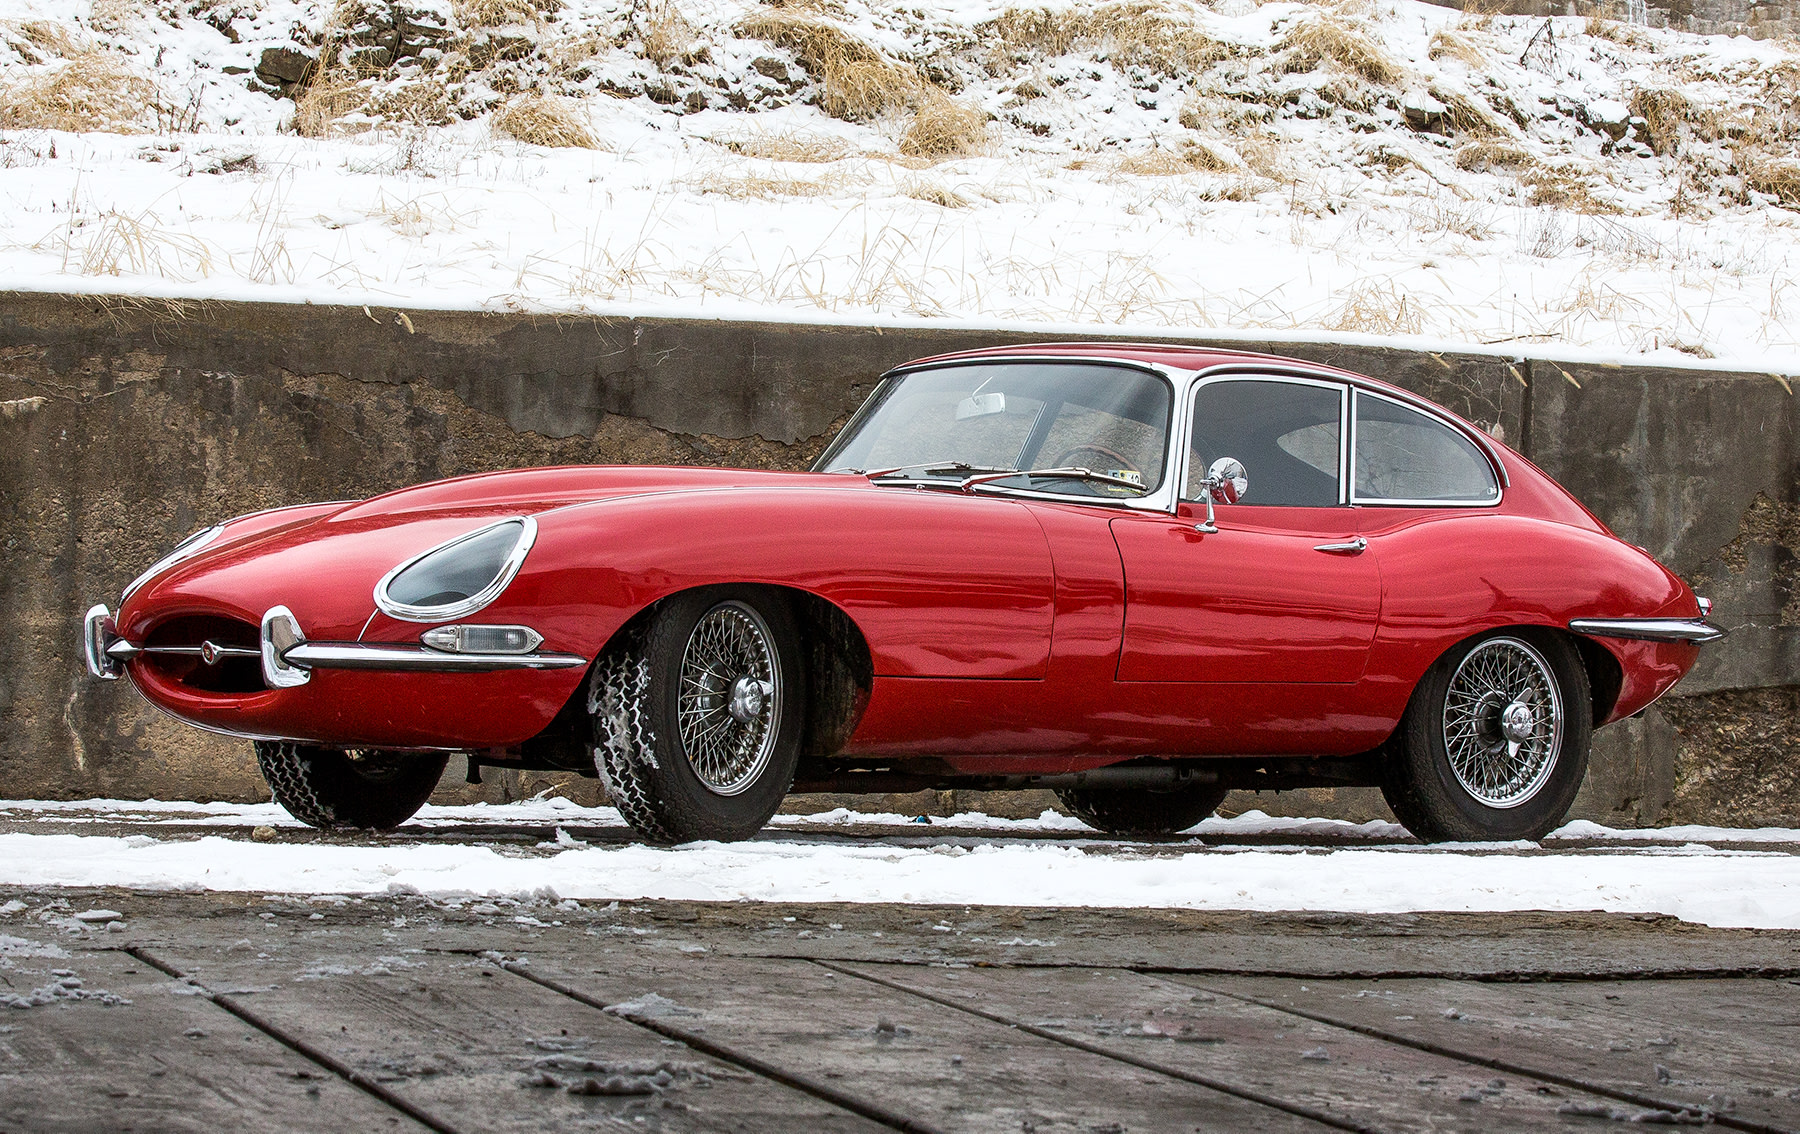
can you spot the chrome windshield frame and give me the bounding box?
[814,356,1187,514]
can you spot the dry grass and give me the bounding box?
[1628,87,1723,155]
[1114,143,1232,175]
[5,19,84,61]
[1454,141,1536,172]
[371,79,455,127]
[899,95,987,159]
[698,171,844,198]
[981,3,1229,76]
[1280,17,1400,86]
[1323,279,1425,335]
[639,1,699,68]
[902,179,971,207]
[1585,16,1653,49]
[453,0,558,28]
[89,0,141,32]
[293,74,369,137]
[1524,167,1620,214]
[46,208,216,279]
[493,93,600,147]
[1432,86,1502,135]
[714,130,854,162]
[1427,29,1485,68]
[736,11,919,121]
[1744,156,1800,208]
[0,52,161,133]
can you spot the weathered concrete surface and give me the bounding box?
[1,292,1793,825]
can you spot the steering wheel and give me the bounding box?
[1050,443,1138,477]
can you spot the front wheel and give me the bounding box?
[590,588,804,844]
[254,743,447,830]
[1057,784,1229,839]
[1380,630,1591,843]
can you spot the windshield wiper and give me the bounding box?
[960,467,1149,494]
[860,461,1011,479]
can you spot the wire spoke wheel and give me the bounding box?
[1440,636,1564,808]
[677,601,782,796]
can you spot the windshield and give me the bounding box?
[814,362,1174,496]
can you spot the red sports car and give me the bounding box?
[83,344,1721,843]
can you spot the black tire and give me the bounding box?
[1056,784,1230,838]
[1380,629,1591,843]
[254,742,447,830]
[590,588,804,844]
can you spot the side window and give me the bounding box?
[1186,379,1343,506]
[1353,391,1499,503]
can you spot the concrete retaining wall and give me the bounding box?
[1,292,1793,824]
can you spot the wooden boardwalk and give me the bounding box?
[2,889,1797,1133]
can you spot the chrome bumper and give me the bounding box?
[83,603,587,686]
[1568,617,1726,644]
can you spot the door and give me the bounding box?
[1112,376,1381,684]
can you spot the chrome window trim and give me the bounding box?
[1190,361,1511,492]
[1349,388,1503,508]
[817,355,1186,514]
[373,515,538,624]
[1178,372,1351,508]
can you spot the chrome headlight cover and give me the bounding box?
[373,516,537,624]
[120,524,224,603]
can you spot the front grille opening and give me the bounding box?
[143,615,266,694]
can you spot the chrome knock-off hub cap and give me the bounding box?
[1441,637,1564,809]
[678,602,782,796]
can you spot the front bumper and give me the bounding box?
[83,602,587,686]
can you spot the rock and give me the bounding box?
[255,47,315,86]
[72,909,122,923]
[251,826,278,842]
[1403,89,1447,131]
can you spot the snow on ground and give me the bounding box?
[3,0,1799,370]
[2,799,1797,929]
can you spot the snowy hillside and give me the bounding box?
[2,0,1799,367]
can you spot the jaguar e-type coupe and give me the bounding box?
[84,344,1721,843]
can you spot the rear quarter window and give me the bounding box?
[1353,391,1499,504]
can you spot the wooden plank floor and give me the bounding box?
[2,888,1796,1134]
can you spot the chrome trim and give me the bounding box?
[1190,361,1512,493]
[105,640,141,660]
[373,515,538,624]
[820,356,1186,515]
[282,641,587,672]
[1314,537,1367,554]
[261,606,312,688]
[83,604,120,680]
[120,524,224,603]
[1568,617,1726,644]
[1697,596,1713,617]
[1180,372,1350,511]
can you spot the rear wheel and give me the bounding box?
[1380,630,1591,843]
[254,742,447,830]
[1056,784,1229,838]
[590,589,804,844]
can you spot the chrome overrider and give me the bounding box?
[82,603,586,685]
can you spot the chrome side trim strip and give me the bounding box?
[1568,617,1726,644]
[282,642,587,673]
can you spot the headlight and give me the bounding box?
[374,516,537,622]
[121,524,224,603]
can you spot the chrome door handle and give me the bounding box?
[1314,537,1367,555]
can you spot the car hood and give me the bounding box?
[328,465,852,523]
[116,466,861,641]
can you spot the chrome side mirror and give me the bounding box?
[1196,457,1248,534]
